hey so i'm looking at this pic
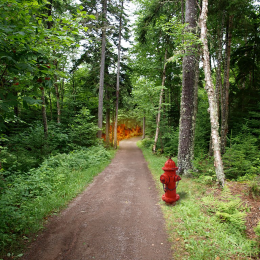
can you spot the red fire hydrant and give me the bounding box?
[160,158,181,204]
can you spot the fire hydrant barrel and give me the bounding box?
[160,158,181,204]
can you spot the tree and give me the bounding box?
[199,0,225,187]
[152,49,167,153]
[97,0,107,139]
[177,0,199,176]
[114,0,124,149]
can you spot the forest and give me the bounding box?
[1,0,260,257]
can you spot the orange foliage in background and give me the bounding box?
[102,124,142,144]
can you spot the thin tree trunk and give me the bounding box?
[98,0,107,139]
[54,83,61,123]
[199,0,225,187]
[152,49,167,153]
[177,0,198,176]
[41,88,48,138]
[113,0,123,149]
[221,15,233,154]
[60,78,64,108]
[142,116,145,139]
[48,90,53,121]
[209,14,224,156]
[54,61,61,124]
[106,107,110,146]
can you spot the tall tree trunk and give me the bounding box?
[54,60,61,124]
[98,0,107,139]
[209,14,224,156]
[113,0,123,149]
[105,107,110,146]
[41,88,48,138]
[153,49,167,153]
[54,83,61,123]
[48,90,53,121]
[60,78,64,108]
[221,15,233,154]
[142,116,145,139]
[177,0,198,176]
[199,0,225,187]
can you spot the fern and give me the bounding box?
[202,187,248,232]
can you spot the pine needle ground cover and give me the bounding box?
[138,141,259,260]
[0,146,116,258]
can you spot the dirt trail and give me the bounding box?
[22,137,173,260]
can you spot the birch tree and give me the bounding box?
[152,49,167,153]
[199,0,225,187]
[97,0,107,139]
[114,0,124,149]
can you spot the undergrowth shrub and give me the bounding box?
[247,176,260,198]
[0,145,111,251]
[161,128,179,156]
[68,108,99,149]
[0,122,70,173]
[254,221,260,245]
[223,129,260,180]
[141,138,153,149]
[202,188,248,233]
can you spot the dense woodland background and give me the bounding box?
[1,0,260,255]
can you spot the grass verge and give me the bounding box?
[138,141,259,260]
[0,146,117,259]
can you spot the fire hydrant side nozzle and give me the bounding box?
[160,158,181,204]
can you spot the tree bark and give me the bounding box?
[41,88,48,138]
[48,90,53,121]
[105,107,110,146]
[54,61,61,124]
[97,0,107,139]
[54,83,61,123]
[221,15,233,154]
[152,49,167,153]
[177,0,198,176]
[142,116,145,139]
[199,0,225,187]
[209,14,224,156]
[114,0,123,149]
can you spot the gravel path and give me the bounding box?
[22,137,173,260]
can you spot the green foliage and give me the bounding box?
[202,188,248,232]
[247,176,260,198]
[160,127,179,156]
[140,138,154,149]
[0,108,100,174]
[0,145,112,251]
[223,128,260,179]
[163,17,201,63]
[254,221,260,242]
[195,175,216,186]
[0,122,70,173]
[68,108,99,148]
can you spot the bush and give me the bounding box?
[0,145,112,250]
[161,128,179,156]
[68,108,99,148]
[140,138,154,149]
[223,131,260,179]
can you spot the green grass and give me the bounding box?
[138,141,259,260]
[0,146,117,258]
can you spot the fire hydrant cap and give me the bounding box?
[162,158,178,171]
